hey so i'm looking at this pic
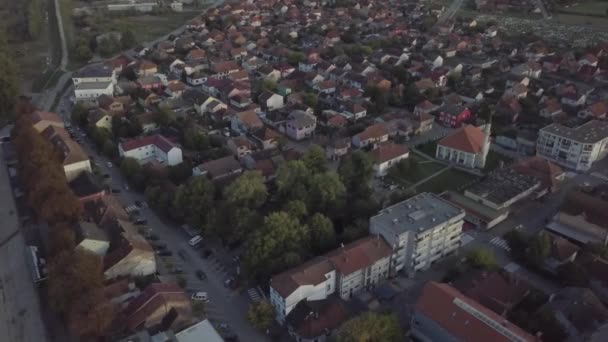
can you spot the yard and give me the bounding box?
[416,141,438,157]
[415,168,481,194]
[484,150,512,171]
[387,153,446,187]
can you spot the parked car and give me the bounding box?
[201,249,213,259]
[147,234,160,241]
[111,189,121,193]
[195,270,207,280]
[134,218,147,225]
[107,162,113,168]
[157,250,172,256]
[103,174,111,179]
[191,292,209,302]
[172,266,184,274]
[177,249,188,261]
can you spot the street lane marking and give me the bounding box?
[490,237,511,251]
[460,233,475,246]
[504,262,521,273]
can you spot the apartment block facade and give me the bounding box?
[269,236,392,323]
[536,120,608,171]
[370,193,465,277]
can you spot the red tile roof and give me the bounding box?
[271,257,334,298]
[438,125,486,154]
[121,282,190,331]
[356,123,388,142]
[326,236,392,276]
[416,282,538,342]
[370,143,409,164]
[120,135,178,153]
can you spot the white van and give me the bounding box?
[188,235,203,247]
[191,292,209,302]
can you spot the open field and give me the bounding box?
[96,12,197,43]
[559,1,608,15]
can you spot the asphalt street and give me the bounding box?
[0,146,49,342]
[60,109,268,341]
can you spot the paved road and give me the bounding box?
[0,147,49,342]
[53,0,68,70]
[60,111,268,341]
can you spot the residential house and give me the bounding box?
[134,60,158,76]
[119,283,192,333]
[68,172,105,204]
[192,156,243,181]
[165,81,187,99]
[104,230,156,280]
[414,100,439,116]
[542,232,579,273]
[370,143,410,177]
[136,112,159,133]
[259,91,285,111]
[536,120,608,171]
[285,296,349,342]
[545,190,608,246]
[252,127,281,150]
[118,135,183,166]
[174,319,224,342]
[351,124,389,149]
[341,102,367,121]
[370,193,465,276]
[452,271,532,317]
[210,60,241,79]
[541,287,608,341]
[326,138,350,161]
[137,75,163,90]
[31,110,64,133]
[437,104,471,128]
[88,109,113,131]
[512,156,565,193]
[227,136,255,159]
[231,109,264,134]
[510,61,542,79]
[41,126,92,181]
[539,97,564,119]
[412,282,538,342]
[75,221,110,256]
[578,101,608,119]
[285,110,317,141]
[270,236,392,323]
[436,124,491,169]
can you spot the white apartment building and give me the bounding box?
[269,236,392,323]
[370,192,465,277]
[74,81,114,100]
[536,120,608,171]
[72,63,117,86]
[118,134,183,166]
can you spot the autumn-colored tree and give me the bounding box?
[48,222,76,257]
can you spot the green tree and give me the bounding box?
[120,157,142,182]
[528,233,551,267]
[183,127,210,151]
[223,171,267,208]
[245,212,309,279]
[102,140,118,159]
[504,230,529,261]
[276,160,312,202]
[308,172,346,214]
[336,313,402,342]
[302,144,328,174]
[27,0,43,39]
[0,51,18,122]
[173,177,215,233]
[73,38,93,62]
[338,151,374,197]
[287,51,306,65]
[303,93,318,108]
[283,200,308,221]
[156,107,176,127]
[71,103,89,126]
[48,223,76,257]
[120,29,136,49]
[308,213,336,253]
[466,248,497,270]
[247,300,275,331]
[97,36,119,57]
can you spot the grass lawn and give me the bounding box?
[559,1,608,15]
[552,13,608,30]
[388,153,446,187]
[415,168,481,194]
[416,141,438,157]
[95,12,198,44]
[484,150,512,172]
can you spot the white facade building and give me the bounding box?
[118,135,183,166]
[270,236,392,323]
[436,124,491,169]
[536,120,608,172]
[74,81,114,101]
[72,63,116,86]
[285,110,316,141]
[370,193,465,277]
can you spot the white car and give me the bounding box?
[107,162,113,168]
[191,292,209,302]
